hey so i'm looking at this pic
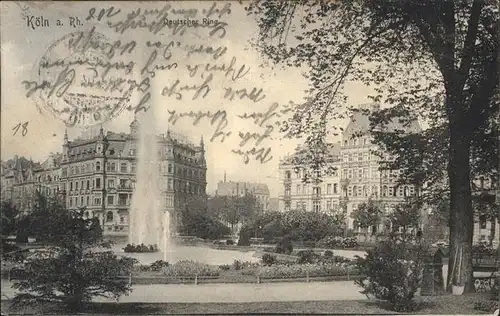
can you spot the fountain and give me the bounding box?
[128,96,172,262]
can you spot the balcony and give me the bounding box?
[117,185,133,191]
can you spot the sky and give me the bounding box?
[0,1,376,197]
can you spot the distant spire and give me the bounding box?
[99,124,104,136]
[63,128,68,144]
[200,136,204,148]
[224,171,226,183]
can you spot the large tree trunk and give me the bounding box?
[446,118,474,293]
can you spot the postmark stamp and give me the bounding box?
[24,27,140,128]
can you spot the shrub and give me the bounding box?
[226,239,234,245]
[123,243,159,253]
[354,238,428,312]
[275,236,293,255]
[150,260,169,272]
[474,300,499,313]
[262,253,277,266]
[297,249,317,264]
[233,259,243,270]
[237,227,251,246]
[323,250,334,258]
[218,264,231,271]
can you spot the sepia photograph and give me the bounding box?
[0,1,499,315]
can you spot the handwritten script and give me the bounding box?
[20,2,295,165]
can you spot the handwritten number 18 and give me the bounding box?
[13,121,29,137]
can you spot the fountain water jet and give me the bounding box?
[128,98,173,262]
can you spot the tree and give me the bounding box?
[181,195,231,239]
[1,201,21,258]
[12,206,136,312]
[350,200,383,241]
[388,198,422,234]
[247,0,499,292]
[210,195,261,235]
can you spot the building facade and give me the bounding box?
[278,144,342,214]
[1,119,207,238]
[278,103,421,233]
[1,156,42,213]
[216,178,270,212]
[59,119,207,237]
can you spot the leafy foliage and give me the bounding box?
[11,207,136,312]
[350,200,382,234]
[180,195,231,240]
[387,198,422,233]
[247,0,499,292]
[275,236,293,255]
[261,253,277,266]
[252,209,345,242]
[355,238,429,312]
[296,249,317,264]
[237,225,252,246]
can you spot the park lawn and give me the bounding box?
[0,294,490,315]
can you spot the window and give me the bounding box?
[168,179,173,190]
[303,184,307,195]
[343,169,348,179]
[333,183,338,194]
[327,184,332,194]
[285,171,291,179]
[70,182,73,191]
[86,196,90,205]
[363,186,367,196]
[313,187,321,196]
[296,184,301,194]
[348,169,353,179]
[479,215,487,229]
[409,186,415,196]
[348,186,353,197]
[107,196,114,205]
[168,164,173,174]
[327,200,332,211]
[107,163,116,172]
[106,211,114,222]
[344,140,347,146]
[295,201,300,210]
[358,153,362,161]
[80,197,84,205]
[358,169,363,178]
[120,163,128,173]
[120,216,125,224]
[96,178,101,189]
[404,186,409,197]
[96,162,101,172]
[383,186,388,197]
[313,200,321,212]
[372,186,378,197]
[69,198,73,207]
[76,182,79,190]
[363,168,368,178]
[284,185,291,196]
[81,181,84,189]
[343,154,348,162]
[86,180,90,189]
[348,153,353,162]
[108,179,115,188]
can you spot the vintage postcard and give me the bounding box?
[1,1,498,315]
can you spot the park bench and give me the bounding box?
[472,252,499,293]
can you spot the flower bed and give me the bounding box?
[253,263,359,279]
[162,260,220,277]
